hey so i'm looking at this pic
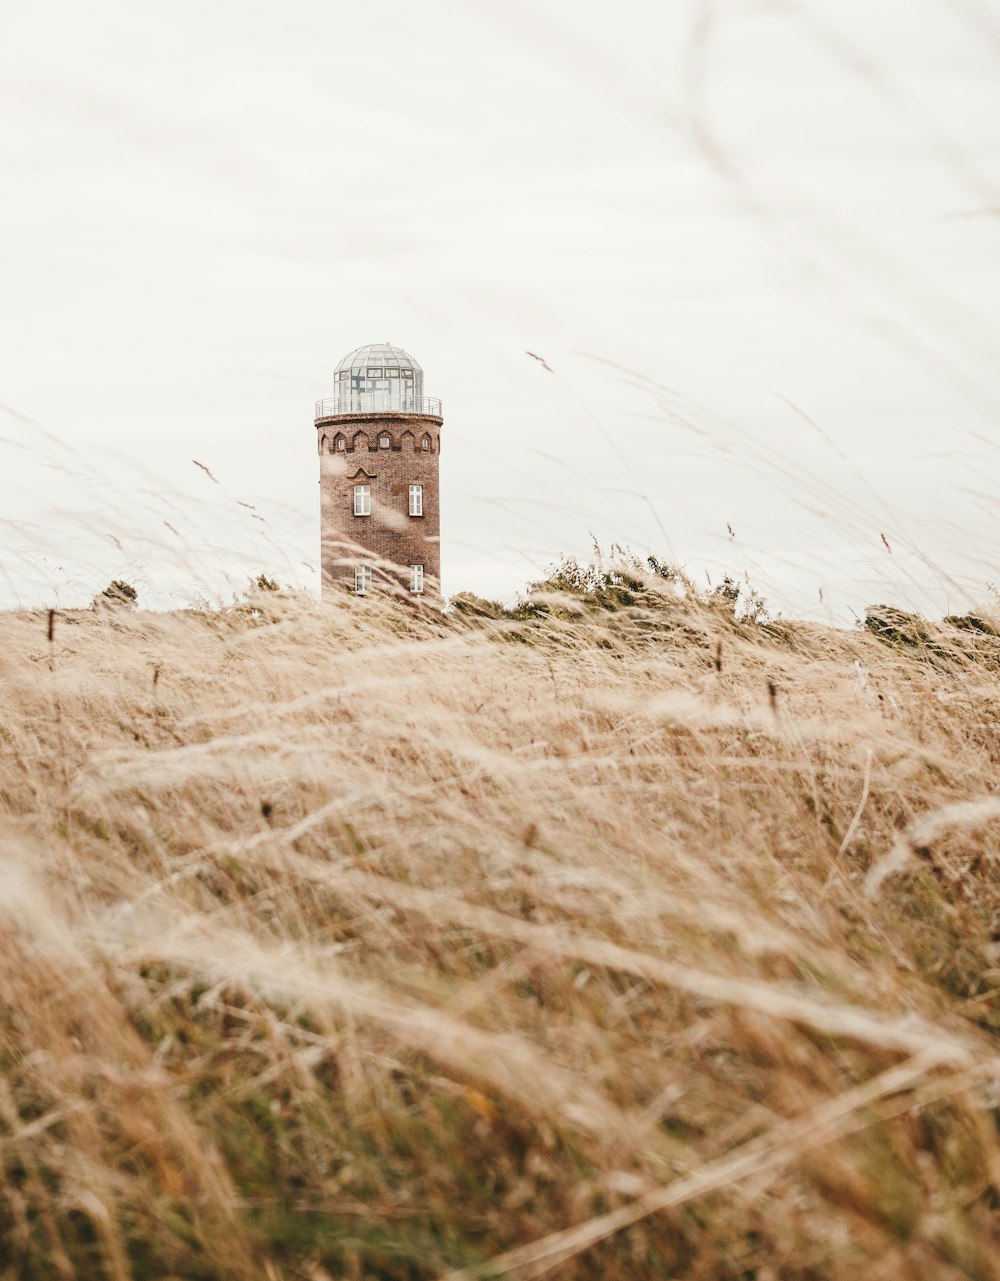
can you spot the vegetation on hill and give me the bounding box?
[3,562,1000,1279]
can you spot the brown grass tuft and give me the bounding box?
[3,583,1000,1278]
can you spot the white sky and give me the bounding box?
[2,0,999,618]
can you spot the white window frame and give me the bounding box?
[379,434,390,448]
[353,484,371,516]
[336,437,345,451]
[421,437,430,451]
[355,564,372,595]
[408,484,423,517]
[410,564,424,594]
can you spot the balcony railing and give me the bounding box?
[315,395,442,419]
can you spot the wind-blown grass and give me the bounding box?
[3,572,1000,1279]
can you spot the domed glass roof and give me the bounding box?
[335,343,422,374]
[320,341,438,416]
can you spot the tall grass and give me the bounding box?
[3,572,1000,1278]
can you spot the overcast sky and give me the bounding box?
[2,0,999,617]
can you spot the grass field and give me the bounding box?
[4,567,1000,1279]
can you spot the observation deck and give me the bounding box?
[316,343,442,423]
[314,394,442,422]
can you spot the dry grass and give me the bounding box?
[3,576,1000,1279]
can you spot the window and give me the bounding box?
[355,565,372,595]
[388,369,399,378]
[410,564,424,594]
[353,484,371,516]
[408,484,423,516]
[422,437,430,451]
[366,367,382,377]
[336,437,345,451]
[402,369,414,378]
[379,434,390,448]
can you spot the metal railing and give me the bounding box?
[315,395,442,419]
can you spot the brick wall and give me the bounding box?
[317,411,442,597]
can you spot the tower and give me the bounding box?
[315,343,443,598]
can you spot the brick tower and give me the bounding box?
[315,343,443,598]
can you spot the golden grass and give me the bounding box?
[3,580,1000,1279]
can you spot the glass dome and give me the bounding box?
[330,342,426,412]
